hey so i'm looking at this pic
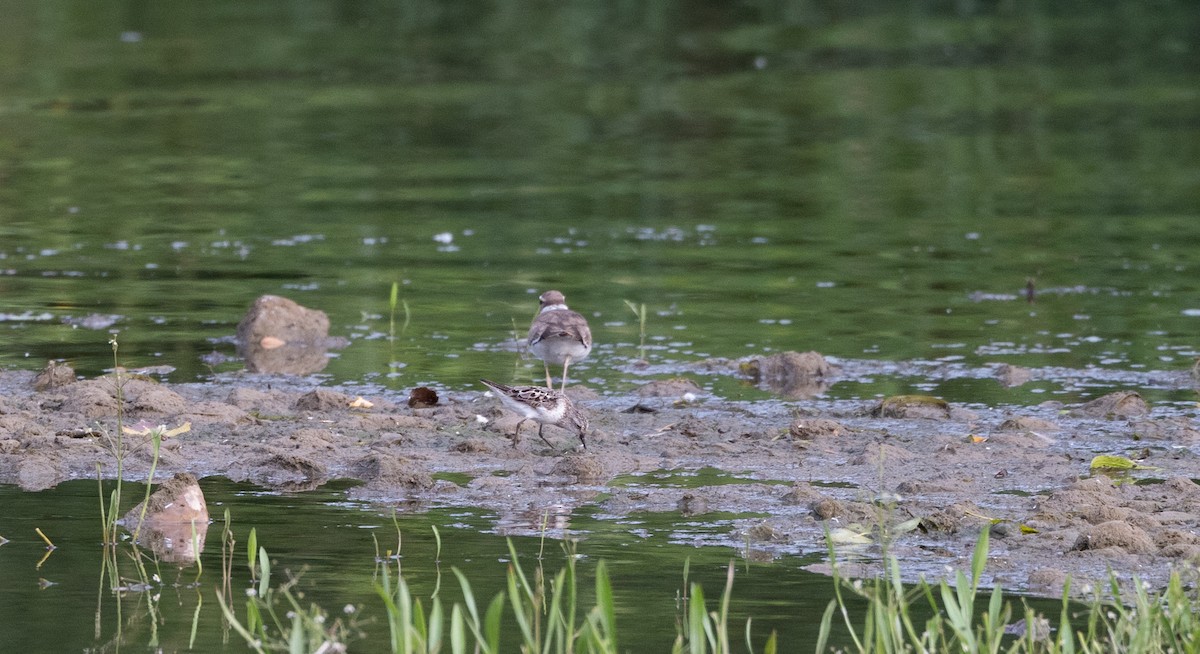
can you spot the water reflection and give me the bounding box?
[120,473,211,565]
[0,3,1195,401]
[132,519,209,564]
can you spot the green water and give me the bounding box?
[1,2,1197,649]
[2,1,1198,405]
[0,479,840,651]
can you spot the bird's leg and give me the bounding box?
[543,362,554,390]
[512,419,526,448]
[536,423,555,449]
[579,431,587,450]
[560,356,573,393]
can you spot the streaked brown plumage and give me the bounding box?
[480,378,589,449]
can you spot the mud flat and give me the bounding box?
[2,363,1199,599]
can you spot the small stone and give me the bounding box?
[408,386,439,408]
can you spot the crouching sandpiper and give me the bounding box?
[480,378,589,450]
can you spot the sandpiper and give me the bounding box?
[480,378,589,449]
[527,290,592,391]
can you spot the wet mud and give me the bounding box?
[2,359,1198,599]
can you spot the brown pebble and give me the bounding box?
[408,386,439,408]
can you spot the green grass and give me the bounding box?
[212,525,1200,654]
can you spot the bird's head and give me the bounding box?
[539,290,567,308]
[570,409,590,449]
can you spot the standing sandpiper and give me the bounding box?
[479,379,589,449]
[527,290,592,391]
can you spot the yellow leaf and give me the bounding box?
[828,527,872,545]
[162,421,191,438]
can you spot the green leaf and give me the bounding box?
[688,584,707,654]
[594,560,617,642]
[1089,454,1155,471]
[449,605,466,654]
[763,629,778,654]
[257,546,270,598]
[484,593,505,653]
[247,528,258,574]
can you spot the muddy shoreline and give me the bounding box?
[3,362,1199,599]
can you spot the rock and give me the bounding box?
[236,295,333,375]
[33,361,75,391]
[871,395,951,419]
[237,295,330,346]
[788,418,844,439]
[741,351,833,398]
[1071,391,1150,418]
[122,472,209,527]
